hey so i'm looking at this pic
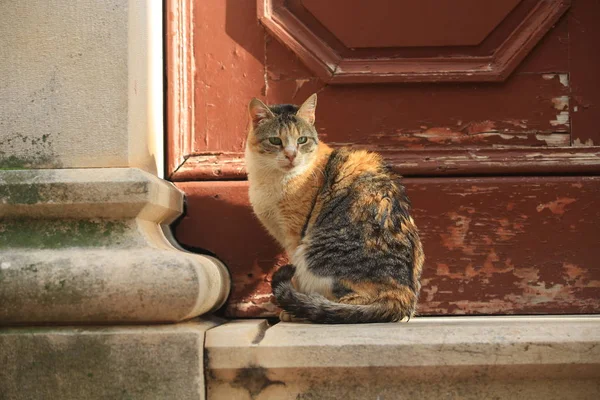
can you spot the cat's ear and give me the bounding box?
[249,98,274,128]
[297,93,317,125]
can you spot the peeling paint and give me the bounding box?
[559,74,569,87]
[542,73,569,87]
[552,96,569,111]
[495,219,517,242]
[550,96,570,128]
[464,121,497,135]
[235,293,279,314]
[550,111,569,127]
[436,262,477,280]
[536,198,577,214]
[292,78,310,98]
[440,212,475,255]
[501,119,528,129]
[573,138,595,146]
[422,284,438,302]
[563,263,584,282]
[563,263,600,288]
[464,186,499,194]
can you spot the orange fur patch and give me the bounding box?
[277,143,332,250]
[412,239,425,293]
[339,279,418,318]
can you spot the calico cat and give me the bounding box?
[245,94,424,323]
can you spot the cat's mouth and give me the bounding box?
[278,161,297,171]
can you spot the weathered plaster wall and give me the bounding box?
[0,0,162,175]
[0,0,127,168]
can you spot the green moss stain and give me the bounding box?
[0,156,28,170]
[0,183,43,204]
[0,219,129,249]
[0,130,59,169]
[0,155,57,170]
[0,170,44,204]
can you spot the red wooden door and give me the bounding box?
[167,0,600,318]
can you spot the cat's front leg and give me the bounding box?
[272,264,307,322]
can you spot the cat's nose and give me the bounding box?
[284,149,297,161]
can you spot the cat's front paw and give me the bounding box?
[279,310,294,322]
[279,310,306,323]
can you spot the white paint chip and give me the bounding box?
[559,74,569,87]
[550,111,570,127]
[1,262,11,270]
[541,74,569,87]
[573,138,595,147]
[552,96,569,111]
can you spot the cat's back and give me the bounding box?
[309,147,413,237]
[319,147,406,200]
[303,147,422,288]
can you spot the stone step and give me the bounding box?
[0,319,220,400]
[205,316,600,400]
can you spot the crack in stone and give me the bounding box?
[251,319,273,345]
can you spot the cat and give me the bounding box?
[245,94,424,323]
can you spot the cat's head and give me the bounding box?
[246,94,319,173]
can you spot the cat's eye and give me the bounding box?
[268,137,282,146]
[297,136,308,144]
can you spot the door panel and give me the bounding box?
[259,0,570,83]
[301,0,522,48]
[175,178,600,317]
[166,0,600,317]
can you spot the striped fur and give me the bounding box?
[246,94,424,324]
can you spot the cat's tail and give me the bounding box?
[271,265,414,324]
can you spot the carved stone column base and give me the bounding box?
[0,168,230,324]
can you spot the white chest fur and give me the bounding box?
[246,150,286,247]
[246,147,314,252]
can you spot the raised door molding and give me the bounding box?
[166,0,195,177]
[258,0,571,83]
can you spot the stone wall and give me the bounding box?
[0,0,162,176]
[0,2,229,398]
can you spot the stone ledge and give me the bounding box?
[206,316,600,399]
[0,168,230,324]
[0,319,221,400]
[0,168,181,222]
